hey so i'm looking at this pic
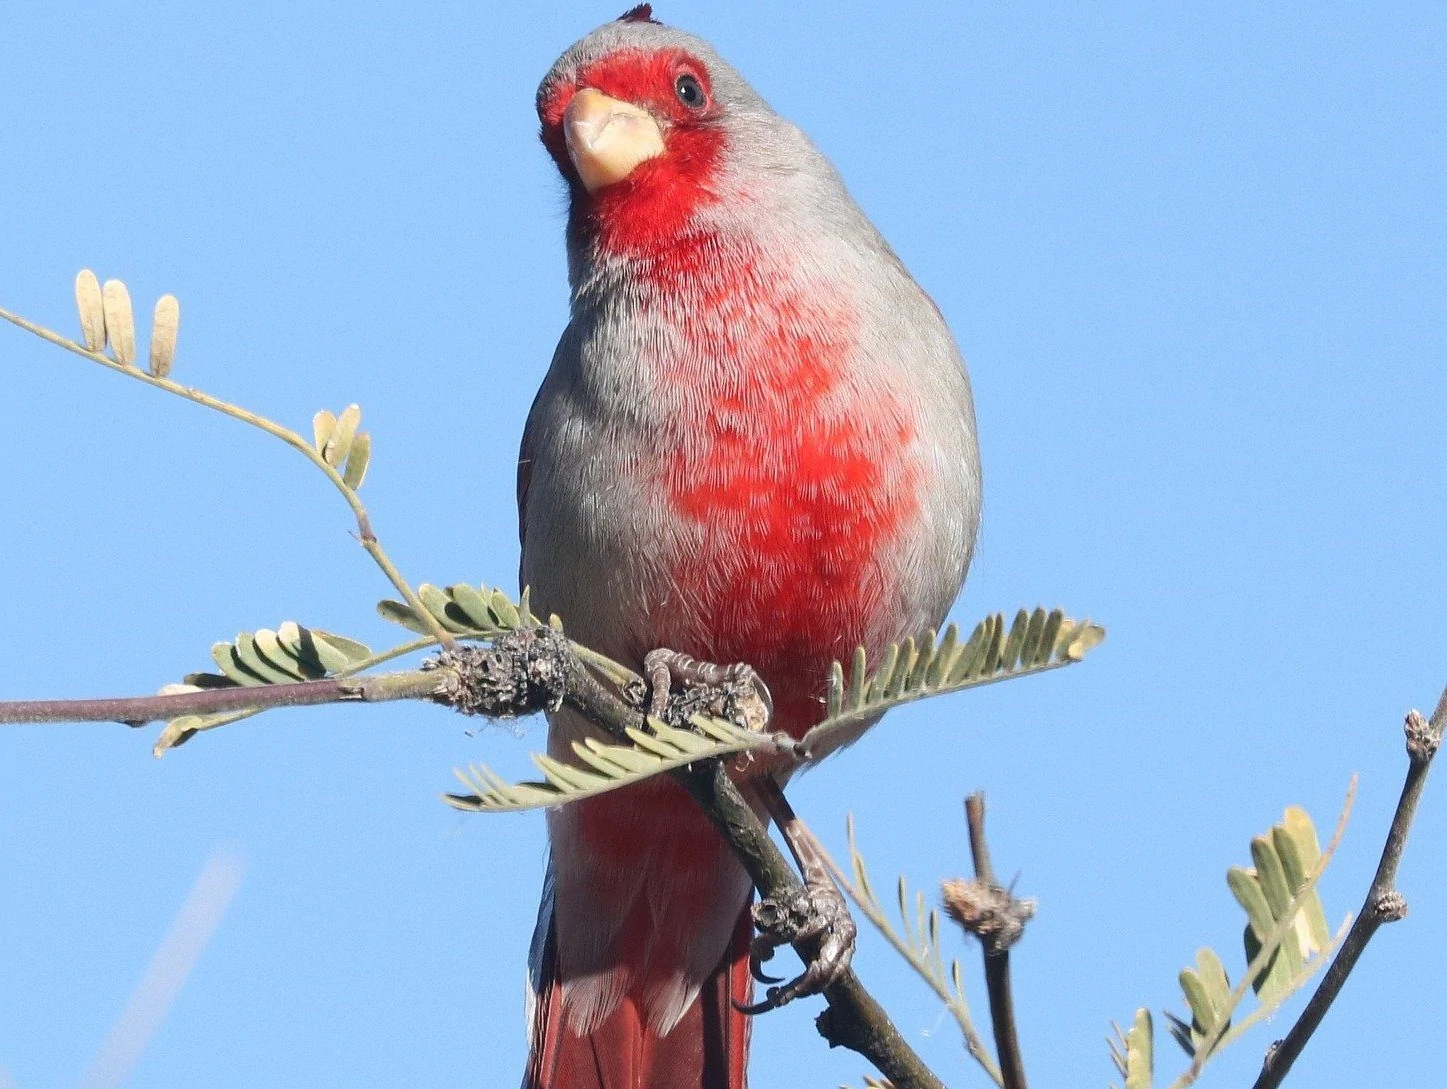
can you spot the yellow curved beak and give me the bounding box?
[564,88,665,193]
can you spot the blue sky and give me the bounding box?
[2,2,1445,1087]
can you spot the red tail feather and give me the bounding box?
[525,906,753,1089]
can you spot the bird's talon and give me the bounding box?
[735,990,781,1016]
[749,939,785,983]
[735,982,800,1016]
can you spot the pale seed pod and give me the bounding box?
[323,403,362,466]
[74,269,106,350]
[149,294,180,377]
[312,409,338,453]
[101,279,137,366]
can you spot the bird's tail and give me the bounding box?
[523,889,753,1089]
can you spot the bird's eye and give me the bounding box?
[674,72,705,109]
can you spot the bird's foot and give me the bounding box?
[743,879,857,1012]
[628,648,774,732]
[740,775,858,1013]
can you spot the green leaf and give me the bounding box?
[1062,618,1105,660]
[1000,608,1028,669]
[377,598,428,633]
[1251,835,1306,995]
[274,623,337,674]
[342,431,371,489]
[1019,605,1047,663]
[1194,948,1232,1033]
[377,583,529,639]
[180,671,238,689]
[846,646,867,711]
[1227,866,1275,944]
[490,591,521,630]
[251,627,314,680]
[211,641,267,686]
[156,715,205,749]
[1275,807,1330,953]
[310,629,372,665]
[1125,1008,1153,1089]
[444,717,771,813]
[923,623,957,688]
[153,707,261,755]
[1171,947,1232,1059]
[825,660,845,719]
[801,608,1105,758]
[190,623,373,693]
[1251,835,1295,923]
[415,583,464,633]
[448,582,496,629]
[232,631,298,684]
[1223,808,1334,1005]
[1127,794,1351,1087]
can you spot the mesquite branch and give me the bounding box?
[1250,684,1447,1089]
[0,671,446,726]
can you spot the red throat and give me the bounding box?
[539,50,727,253]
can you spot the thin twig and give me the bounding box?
[150,636,439,751]
[963,794,1029,1089]
[0,669,447,725]
[1251,685,1447,1089]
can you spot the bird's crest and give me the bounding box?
[619,4,658,24]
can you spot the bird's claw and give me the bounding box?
[748,941,784,984]
[738,880,857,1013]
[638,648,774,731]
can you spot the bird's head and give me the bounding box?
[536,7,772,247]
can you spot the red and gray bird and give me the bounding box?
[518,7,981,1087]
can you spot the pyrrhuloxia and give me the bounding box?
[519,7,981,1087]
